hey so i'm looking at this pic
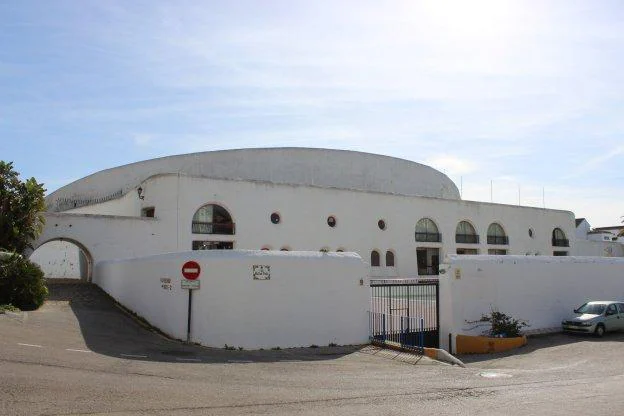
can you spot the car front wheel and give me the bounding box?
[595,324,605,338]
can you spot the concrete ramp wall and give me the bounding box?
[439,255,624,351]
[95,250,369,349]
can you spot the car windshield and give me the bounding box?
[576,303,606,315]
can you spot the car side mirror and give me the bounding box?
[573,308,579,313]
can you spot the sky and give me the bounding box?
[1,0,622,227]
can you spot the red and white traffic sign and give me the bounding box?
[182,261,201,280]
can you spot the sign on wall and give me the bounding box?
[181,279,200,290]
[182,261,201,280]
[253,265,271,280]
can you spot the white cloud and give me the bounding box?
[567,145,624,179]
[6,0,624,229]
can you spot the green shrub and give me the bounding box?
[466,308,529,338]
[479,308,528,338]
[0,304,19,313]
[0,253,47,310]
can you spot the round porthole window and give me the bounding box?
[327,216,337,228]
[528,228,534,238]
[270,212,281,224]
[378,219,386,230]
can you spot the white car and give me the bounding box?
[561,301,624,337]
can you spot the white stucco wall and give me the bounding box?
[29,213,172,280]
[143,174,577,275]
[35,173,580,281]
[95,250,369,349]
[575,220,590,239]
[439,255,624,351]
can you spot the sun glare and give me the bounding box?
[419,0,517,40]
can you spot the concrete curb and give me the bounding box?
[424,348,466,367]
[371,341,466,367]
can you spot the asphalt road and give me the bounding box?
[2,282,624,415]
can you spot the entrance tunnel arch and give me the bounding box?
[28,238,93,282]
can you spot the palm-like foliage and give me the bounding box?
[0,161,46,253]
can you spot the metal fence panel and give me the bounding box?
[369,279,439,352]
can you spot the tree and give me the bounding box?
[0,161,46,253]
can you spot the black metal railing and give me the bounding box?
[487,235,509,245]
[415,232,442,242]
[552,238,569,247]
[192,241,234,250]
[369,279,439,351]
[418,266,439,276]
[456,234,479,244]
[192,221,236,235]
[54,189,123,212]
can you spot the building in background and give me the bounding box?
[574,217,624,257]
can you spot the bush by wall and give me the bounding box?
[469,308,529,338]
[0,253,48,310]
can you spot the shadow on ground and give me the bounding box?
[458,331,624,364]
[46,281,361,364]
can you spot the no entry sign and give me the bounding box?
[182,261,201,280]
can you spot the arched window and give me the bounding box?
[415,218,441,242]
[552,228,569,247]
[456,221,479,244]
[385,251,395,267]
[370,250,380,267]
[487,223,508,245]
[192,204,235,235]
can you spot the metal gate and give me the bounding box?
[369,279,439,352]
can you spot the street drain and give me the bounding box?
[479,371,512,378]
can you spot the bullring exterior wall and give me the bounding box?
[34,173,577,280]
[75,174,575,276]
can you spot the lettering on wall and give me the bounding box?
[160,277,172,290]
[253,265,271,280]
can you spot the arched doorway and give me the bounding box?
[28,239,93,281]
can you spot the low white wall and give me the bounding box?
[95,250,369,349]
[439,255,624,351]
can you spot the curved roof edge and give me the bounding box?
[46,148,461,211]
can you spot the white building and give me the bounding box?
[574,218,624,257]
[29,148,624,349]
[33,148,581,279]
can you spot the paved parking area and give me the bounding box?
[3,282,624,415]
